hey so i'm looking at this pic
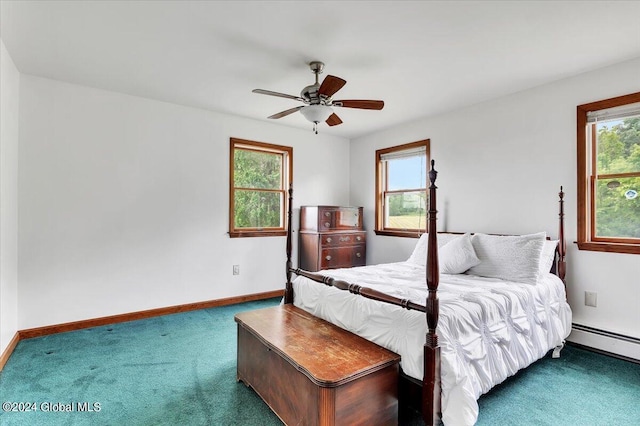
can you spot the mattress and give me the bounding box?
[292,261,572,426]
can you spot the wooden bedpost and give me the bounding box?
[284,184,294,304]
[557,186,566,283]
[423,159,441,425]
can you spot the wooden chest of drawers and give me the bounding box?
[299,206,366,272]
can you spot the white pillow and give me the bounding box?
[467,232,546,285]
[439,233,481,274]
[407,233,462,266]
[539,239,558,275]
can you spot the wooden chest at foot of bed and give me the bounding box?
[235,305,400,426]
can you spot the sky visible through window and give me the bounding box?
[597,119,622,131]
[388,156,427,190]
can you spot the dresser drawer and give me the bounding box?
[320,245,366,269]
[322,232,366,246]
[301,206,363,232]
[299,206,366,272]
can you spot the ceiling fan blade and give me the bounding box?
[318,75,347,97]
[326,113,343,127]
[267,106,304,119]
[253,89,304,102]
[334,100,384,110]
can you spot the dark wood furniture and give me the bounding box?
[299,206,366,271]
[235,304,401,426]
[283,161,567,426]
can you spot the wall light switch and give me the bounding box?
[585,291,597,307]
[233,265,240,275]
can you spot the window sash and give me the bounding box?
[233,147,284,191]
[383,158,427,192]
[587,122,640,243]
[578,93,640,253]
[229,138,292,237]
[233,188,285,230]
[590,175,640,243]
[382,154,427,230]
[382,189,428,231]
[375,139,430,237]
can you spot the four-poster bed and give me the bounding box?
[266,160,568,425]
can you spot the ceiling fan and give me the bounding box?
[252,61,384,134]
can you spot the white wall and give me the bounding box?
[350,58,640,345]
[8,49,640,359]
[17,75,350,329]
[1,39,20,354]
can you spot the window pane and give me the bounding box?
[594,176,640,239]
[596,116,640,174]
[234,190,282,228]
[375,140,430,236]
[385,191,427,229]
[234,149,282,189]
[387,156,427,191]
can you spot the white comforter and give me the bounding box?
[292,262,572,426]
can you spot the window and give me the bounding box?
[577,92,640,254]
[375,139,430,237]
[229,138,292,238]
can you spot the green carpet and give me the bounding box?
[476,343,640,426]
[0,299,283,426]
[1,298,638,425]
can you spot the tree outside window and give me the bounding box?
[592,117,640,239]
[577,92,640,254]
[229,138,292,238]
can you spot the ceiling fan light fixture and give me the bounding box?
[252,61,384,134]
[300,105,333,124]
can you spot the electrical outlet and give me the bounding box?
[233,265,240,275]
[585,291,597,307]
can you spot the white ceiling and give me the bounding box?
[2,1,640,139]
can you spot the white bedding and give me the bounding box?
[292,261,572,426]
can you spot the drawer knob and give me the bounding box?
[356,252,361,258]
[340,236,350,242]
[324,222,330,228]
[325,211,331,217]
[326,237,332,243]
[325,255,332,261]
[356,236,362,241]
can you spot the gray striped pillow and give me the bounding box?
[467,232,546,284]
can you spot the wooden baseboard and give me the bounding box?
[19,289,283,339]
[0,332,20,371]
[1,290,282,370]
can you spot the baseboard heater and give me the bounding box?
[569,323,640,364]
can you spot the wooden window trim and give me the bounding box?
[577,92,640,254]
[374,139,430,238]
[229,138,293,238]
